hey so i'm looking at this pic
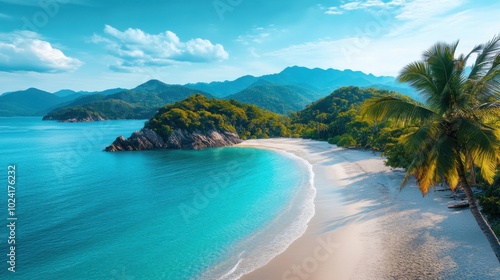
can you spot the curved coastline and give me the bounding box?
[237,138,500,280]
[199,145,316,280]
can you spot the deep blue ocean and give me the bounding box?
[0,117,314,280]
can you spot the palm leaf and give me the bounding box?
[434,134,460,189]
[457,119,500,183]
[400,121,439,153]
[361,95,436,125]
[468,35,500,80]
[471,68,500,102]
[398,61,440,98]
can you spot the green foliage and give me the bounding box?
[361,36,500,195]
[43,99,156,120]
[0,88,64,116]
[44,81,213,121]
[291,86,412,165]
[227,84,318,114]
[480,175,500,220]
[145,94,293,140]
[328,136,341,145]
[336,134,357,147]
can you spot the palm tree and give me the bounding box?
[361,35,500,261]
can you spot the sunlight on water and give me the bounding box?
[0,118,312,280]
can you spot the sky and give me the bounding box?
[0,0,498,93]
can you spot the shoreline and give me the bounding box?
[236,138,500,280]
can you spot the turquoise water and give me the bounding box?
[0,118,313,280]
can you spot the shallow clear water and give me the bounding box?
[0,117,313,280]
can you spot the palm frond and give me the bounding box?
[400,121,439,153]
[400,124,441,194]
[471,68,500,102]
[422,41,461,114]
[398,62,439,99]
[463,44,485,64]
[434,134,460,189]
[361,95,436,125]
[457,119,500,183]
[468,35,500,80]
[474,102,500,122]
[404,150,439,195]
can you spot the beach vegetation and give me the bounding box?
[145,94,293,140]
[336,134,357,147]
[361,35,500,261]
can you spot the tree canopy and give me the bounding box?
[361,35,500,260]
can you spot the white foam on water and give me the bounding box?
[198,148,316,280]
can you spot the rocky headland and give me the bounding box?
[105,128,242,151]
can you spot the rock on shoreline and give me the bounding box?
[104,128,242,152]
[43,114,105,122]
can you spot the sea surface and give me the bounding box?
[0,117,314,280]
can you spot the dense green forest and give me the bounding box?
[144,94,293,140]
[291,86,499,235]
[227,84,321,114]
[43,80,213,121]
[43,99,156,120]
[289,86,414,168]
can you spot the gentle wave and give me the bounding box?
[199,148,316,280]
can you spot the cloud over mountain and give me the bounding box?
[93,25,229,72]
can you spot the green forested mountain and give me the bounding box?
[186,66,417,99]
[145,94,292,140]
[290,86,413,166]
[3,66,419,118]
[53,88,124,97]
[44,80,213,121]
[0,88,72,116]
[227,84,322,114]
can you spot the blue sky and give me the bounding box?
[0,0,498,93]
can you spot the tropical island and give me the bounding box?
[105,36,500,271]
[2,0,500,278]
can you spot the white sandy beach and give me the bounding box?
[237,138,500,280]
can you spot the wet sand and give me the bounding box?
[237,138,500,280]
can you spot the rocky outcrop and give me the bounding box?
[105,128,242,152]
[43,113,105,122]
[104,128,165,152]
[64,115,105,122]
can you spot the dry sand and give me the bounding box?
[236,138,500,280]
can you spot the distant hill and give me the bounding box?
[0,87,127,116]
[53,88,125,97]
[43,80,213,122]
[227,84,322,114]
[186,66,417,99]
[2,66,420,117]
[185,75,259,97]
[0,88,76,116]
[292,86,412,139]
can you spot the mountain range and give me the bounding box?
[185,66,417,98]
[0,66,418,118]
[43,80,213,122]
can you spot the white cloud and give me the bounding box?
[236,25,283,45]
[325,7,343,15]
[341,0,404,10]
[0,31,83,73]
[388,0,465,36]
[396,0,464,20]
[261,4,499,78]
[325,0,405,15]
[92,25,229,72]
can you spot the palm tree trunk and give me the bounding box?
[468,152,477,185]
[457,158,500,262]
